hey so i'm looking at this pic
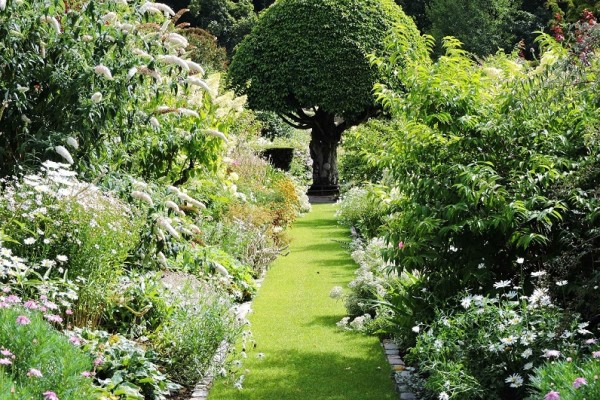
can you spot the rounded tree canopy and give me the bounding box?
[228,0,420,123]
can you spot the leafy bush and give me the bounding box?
[366,28,600,322]
[151,282,239,386]
[339,119,396,188]
[0,162,141,327]
[0,0,236,182]
[529,355,600,400]
[335,186,389,239]
[407,289,591,400]
[67,328,181,400]
[255,111,294,140]
[0,306,95,399]
[101,273,172,337]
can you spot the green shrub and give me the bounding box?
[366,28,600,322]
[151,283,239,386]
[0,306,95,399]
[339,119,396,188]
[101,273,172,337]
[0,162,141,327]
[335,186,388,239]
[407,289,590,400]
[0,0,237,182]
[528,355,600,400]
[255,111,294,140]
[67,328,181,400]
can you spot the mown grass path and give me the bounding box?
[209,203,396,400]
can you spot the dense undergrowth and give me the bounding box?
[0,0,309,398]
[336,10,600,400]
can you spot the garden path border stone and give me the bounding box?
[382,339,419,400]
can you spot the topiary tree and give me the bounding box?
[227,0,423,195]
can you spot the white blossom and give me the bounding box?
[186,76,213,96]
[132,48,153,59]
[493,280,511,289]
[126,67,138,80]
[102,12,117,22]
[40,16,61,34]
[91,92,103,103]
[66,137,79,149]
[156,217,180,239]
[204,129,228,142]
[149,117,160,130]
[213,262,229,277]
[164,200,180,213]
[177,108,199,118]
[0,0,7,11]
[157,251,168,267]
[157,55,189,71]
[55,146,74,164]
[186,60,205,75]
[177,192,206,209]
[505,373,523,388]
[131,190,154,206]
[94,65,113,80]
[21,114,31,124]
[165,32,188,48]
[329,286,344,299]
[140,2,174,15]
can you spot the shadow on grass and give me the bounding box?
[294,242,350,254]
[304,314,343,328]
[212,347,395,400]
[293,216,339,230]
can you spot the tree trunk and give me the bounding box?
[307,111,342,196]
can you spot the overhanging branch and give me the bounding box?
[279,113,311,130]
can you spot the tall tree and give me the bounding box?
[227,0,424,195]
[427,0,542,56]
[188,0,257,53]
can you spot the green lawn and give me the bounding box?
[209,203,396,400]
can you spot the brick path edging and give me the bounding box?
[382,339,419,400]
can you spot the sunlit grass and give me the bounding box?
[209,203,396,399]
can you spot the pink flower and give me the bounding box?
[16,315,31,325]
[0,358,12,365]
[593,351,600,358]
[43,301,58,310]
[93,356,104,366]
[43,391,59,400]
[23,300,38,309]
[68,336,81,346]
[0,302,9,309]
[80,371,92,377]
[544,349,561,358]
[0,349,13,357]
[27,368,43,378]
[573,377,587,388]
[65,309,73,315]
[398,241,405,250]
[544,391,560,400]
[44,314,63,323]
[5,295,21,304]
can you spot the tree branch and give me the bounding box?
[279,113,311,130]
